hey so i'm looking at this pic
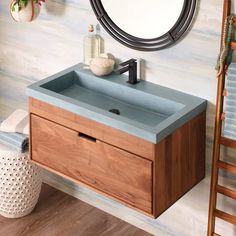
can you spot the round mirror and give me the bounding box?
[101,0,185,39]
[90,0,197,51]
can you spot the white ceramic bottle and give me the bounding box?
[83,24,102,65]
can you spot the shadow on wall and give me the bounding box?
[45,0,67,16]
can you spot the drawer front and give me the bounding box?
[29,98,155,161]
[30,114,153,213]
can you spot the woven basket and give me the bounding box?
[0,146,42,218]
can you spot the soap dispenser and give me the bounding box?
[83,24,102,65]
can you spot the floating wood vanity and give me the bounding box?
[27,64,207,218]
[29,99,205,218]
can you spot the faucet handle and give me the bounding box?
[119,58,137,67]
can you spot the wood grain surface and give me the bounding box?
[153,112,206,217]
[29,99,206,219]
[31,114,153,214]
[0,184,151,236]
[29,97,155,160]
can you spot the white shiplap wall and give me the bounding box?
[0,0,236,235]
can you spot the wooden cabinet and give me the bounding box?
[31,114,152,213]
[29,98,206,218]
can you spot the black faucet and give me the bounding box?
[115,59,139,85]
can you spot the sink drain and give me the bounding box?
[109,109,120,115]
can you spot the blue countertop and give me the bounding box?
[27,63,207,143]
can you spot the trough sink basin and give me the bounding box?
[27,64,207,143]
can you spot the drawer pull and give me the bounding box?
[78,132,96,142]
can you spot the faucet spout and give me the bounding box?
[115,65,130,75]
[115,59,139,85]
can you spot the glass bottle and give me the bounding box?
[83,24,102,65]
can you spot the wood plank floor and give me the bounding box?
[0,184,151,236]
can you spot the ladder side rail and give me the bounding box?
[207,0,231,235]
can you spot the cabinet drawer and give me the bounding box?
[30,114,153,214]
[29,98,155,161]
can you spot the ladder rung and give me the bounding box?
[216,185,236,200]
[214,209,236,225]
[230,42,236,50]
[220,136,236,148]
[217,161,236,175]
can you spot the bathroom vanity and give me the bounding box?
[27,64,207,218]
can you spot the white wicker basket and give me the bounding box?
[0,144,42,218]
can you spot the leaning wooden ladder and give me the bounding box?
[207,0,236,235]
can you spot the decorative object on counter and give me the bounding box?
[90,57,115,76]
[10,0,45,22]
[0,110,42,219]
[83,24,103,65]
[99,53,109,59]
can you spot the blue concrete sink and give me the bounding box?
[27,64,207,143]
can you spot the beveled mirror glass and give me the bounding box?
[90,0,197,51]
